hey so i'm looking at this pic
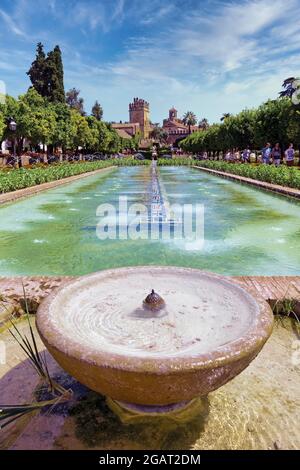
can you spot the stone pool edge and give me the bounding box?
[0,166,116,206]
[192,165,300,200]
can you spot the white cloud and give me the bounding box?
[140,4,176,25]
[112,0,125,21]
[84,0,300,122]
[67,0,126,33]
[1,0,300,124]
[0,8,27,37]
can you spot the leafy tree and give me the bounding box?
[66,88,85,115]
[132,129,142,150]
[91,101,103,121]
[182,111,197,134]
[49,102,72,150]
[18,88,57,150]
[97,121,113,152]
[253,99,292,148]
[150,125,168,143]
[0,94,24,153]
[181,96,300,155]
[286,110,300,144]
[0,89,57,153]
[0,111,5,140]
[69,110,93,150]
[107,130,121,153]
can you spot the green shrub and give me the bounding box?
[195,161,300,189]
[0,160,149,194]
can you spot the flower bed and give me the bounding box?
[0,161,115,194]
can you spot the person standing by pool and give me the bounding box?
[242,146,251,163]
[234,148,240,161]
[225,150,232,162]
[272,143,282,166]
[261,143,272,164]
[285,143,295,167]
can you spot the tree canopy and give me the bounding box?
[150,125,168,143]
[181,98,300,153]
[0,89,123,154]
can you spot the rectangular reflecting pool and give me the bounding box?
[0,166,300,276]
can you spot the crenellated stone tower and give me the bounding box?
[129,97,151,139]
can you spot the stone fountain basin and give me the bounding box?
[36,267,273,406]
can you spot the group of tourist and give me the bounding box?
[222,143,296,166]
[259,143,295,166]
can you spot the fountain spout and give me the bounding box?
[143,289,165,311]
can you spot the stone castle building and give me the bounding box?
[162,107,198,145]
[112,97,152,140]
[111,100,199,147]
[129,98,151,139]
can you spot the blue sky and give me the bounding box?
[0,0,300,124]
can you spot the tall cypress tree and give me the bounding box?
[27,42,47,96]
[27,43,65,103]
[46,45,65,103]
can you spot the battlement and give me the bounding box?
[129,97,151,138]
[129,97,150,111]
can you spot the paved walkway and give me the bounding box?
[235,276,300,301]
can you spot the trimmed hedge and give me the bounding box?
[1,158,299,194]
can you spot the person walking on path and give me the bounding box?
[272,143,282,166]
[242,146,251,163]
[285,143,295,167]
[262,143,272,164]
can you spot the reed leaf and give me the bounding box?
[0,397,69,429]
[8,284,71,397]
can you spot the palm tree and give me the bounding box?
[279,77,300,102]
[182,111,197,134]
[220,113,231,122]
[198,118,209,130]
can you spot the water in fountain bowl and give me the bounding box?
[36,267,273,405]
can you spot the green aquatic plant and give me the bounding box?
[0,287,71,430]
[0,397,67,430]
[271,281,300,327]
[8,287,68,395]
[272,298,299,322]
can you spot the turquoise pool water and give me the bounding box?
[0,166,299,276]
